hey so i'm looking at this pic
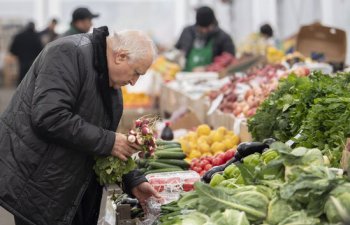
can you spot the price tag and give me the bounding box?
[207,93,223,115]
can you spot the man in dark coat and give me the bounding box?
[9,21,43,84]
[0,26,159,225]
[39,18,59,45]
[175,6,235,71]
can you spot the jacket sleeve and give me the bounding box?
[122,169,148,196]
[221,33,236,56]
[175,26,193,55]
[30,43,115,156]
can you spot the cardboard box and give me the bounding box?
[170,107,202,130]
[296,23,347,63]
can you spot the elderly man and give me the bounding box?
[0,27,159,225]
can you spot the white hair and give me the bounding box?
[110,30,157,63]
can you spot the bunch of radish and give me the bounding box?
[127,117,157,157]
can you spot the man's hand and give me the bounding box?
[131,182,162,212]
[111,133,140,161]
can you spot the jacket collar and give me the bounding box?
[91,26,113,121]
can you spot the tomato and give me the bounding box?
[193,166,202,173]
[183,183,193,192]
[217,153,226,164]
[204,164,213,171]
[211,158,222,166]
[224,149,235,162]
[192,158,200,164]
[199,170,206,177]
[199,159,210,169]
[202,156,212,164]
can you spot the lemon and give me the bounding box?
[223,139,234,149]
[212,131,224,143]
[198,142,211,154]
[217,126,228,135]
[196,124,211,136]
[232,135,240,146]
[211,142,226,154]
[189,149,201,159]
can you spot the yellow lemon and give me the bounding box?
[184,158,192,163]
[211,142,226,154]
[202,152,213,157]
[212,131,224,143]
[189,149,201,159]
[197,136,208,145]
[181,141,191,154]
[198,142,211,154]
[196,124,211,136]
[223,139,234,149]
[217,126,228,135]
[232,135,240,146]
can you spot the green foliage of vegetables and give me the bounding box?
[248,72,350,167]
[94,156,136,185]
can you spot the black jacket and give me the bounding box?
[0,27,146,225]
[175,25,235,58]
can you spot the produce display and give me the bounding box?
[205,52,237,73]
[189,149,235,176]
[122,87,153,108]
[94,117,157,184]
[178,124,240,161]
[208,63,311,118]
[156,142,350,225]
[208,64,286,117]
[151,56,181,81]
[137,140,189,175]
[249,72,350,167]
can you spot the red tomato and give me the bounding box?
[204,164,213,171]
[183,183,193,192]
[199,170,206,177]
[224,150,235,162]
[199,159,210,169]
[212,158,222,166]
[193,166,202,173]
[217,153,226,164]
[202,156,212,164]
[191,158,200,165]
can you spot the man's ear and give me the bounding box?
[114,49,129,63]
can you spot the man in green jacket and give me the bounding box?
[62,7,99,37]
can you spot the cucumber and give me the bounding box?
[156,139,181,146]
[156,144,182,150]
[145,167,183,175]
[155,151,186,159]
[155,148,183,153]
[148,161,182,170]
[154,159,190,169]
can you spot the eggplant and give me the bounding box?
[202,140,274,183]
[236,142,269,159]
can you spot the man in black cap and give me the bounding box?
[62,7,99,37]
[175,6,235,71]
